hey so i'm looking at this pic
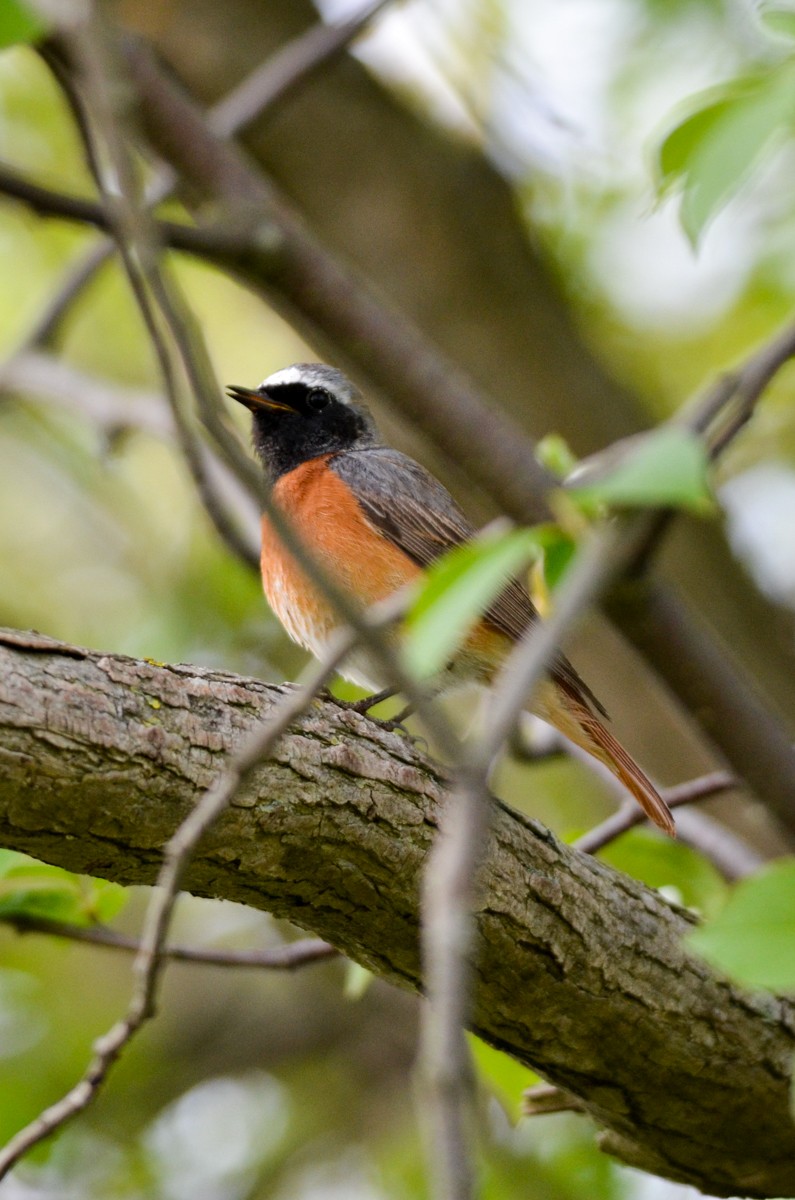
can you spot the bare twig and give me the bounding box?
[688,319,795,458]
[1,350,169,438]
[0,159,234,253]
[522,1083,585,1117]
[2,23,467,1188]
[574,771,736,856]
[616,313,795,579]
[10,2,391,356]
[209,0,392,136]
[420,768,488,1200]
[48,20,260,571]
[3,915,337,969]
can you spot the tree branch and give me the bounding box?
[1,629,794,1197]
[574,771,736,856]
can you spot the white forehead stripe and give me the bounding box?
[259,363,354,406]
[259,365,306,389]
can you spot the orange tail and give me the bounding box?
[583,714,675,837]
[534,681,675,837]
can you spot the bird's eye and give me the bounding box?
[306,388,331,412]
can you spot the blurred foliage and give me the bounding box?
[0,851,126,925]
[1,0,795,1197]
[688,858,795,988]
[658,61,795,245]
[0,0,45,50]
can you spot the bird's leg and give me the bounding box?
[327,686,398,715]
[328,692,423,744]
[372,704,426,746]
[387,703,414,725]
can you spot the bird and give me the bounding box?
[227,362,675,836]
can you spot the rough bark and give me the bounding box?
[1,628,794,1197]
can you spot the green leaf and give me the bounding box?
[569,426,712,514]
[658,97,732,195]
[0,850,126,926]
[687,859,795,990]
[0,0,46,48]
[403,526,545,679]
[537,526,577,590]
[536,434,578,480]
[657,64,795,244]
[600,829,728,919]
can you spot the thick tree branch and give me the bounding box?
[1,629,794,1198]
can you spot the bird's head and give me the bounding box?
[227,363,378,479]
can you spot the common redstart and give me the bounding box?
[228,363,674,836]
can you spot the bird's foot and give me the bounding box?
[374,706,427,749]
[327,693,424,746]
[325,687,397,716]
[375,703,414,733]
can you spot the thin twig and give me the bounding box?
[2,22,465,1186]
[10,2,391,356]
[48,23,260,570]
[2,350,169,438]
[522,1083,585,1117]
[574,771,736,855]
[209,0,392,136]
[415,322,794,1200]
[618,314,795,578]
[3,915,337,969]
[420,768,488,1200]
[0,159,232,253]
[688,319,795,457]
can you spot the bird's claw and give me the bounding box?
[324,686,397,716]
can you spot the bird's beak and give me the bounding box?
[226,385,295,414]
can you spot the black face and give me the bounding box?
[227,370,378,480]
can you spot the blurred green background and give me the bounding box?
[2,0,795,1196]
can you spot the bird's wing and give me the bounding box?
[330,447,606,714]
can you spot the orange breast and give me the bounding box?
[260,457,421,660]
